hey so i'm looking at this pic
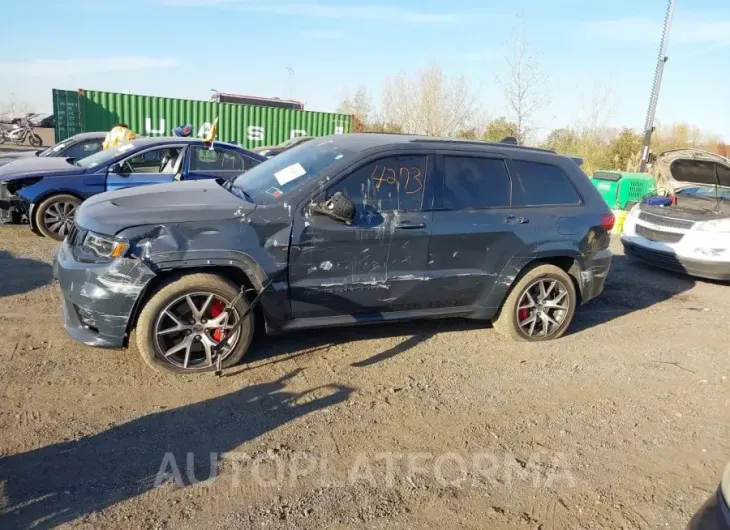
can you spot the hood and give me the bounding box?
[0,156,85,181]
[0,150,37,167]
[76,179,256,236]
[657,148,730,189]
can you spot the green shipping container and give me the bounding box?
[52,89,352,149]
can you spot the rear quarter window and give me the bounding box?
[511,160,581,206]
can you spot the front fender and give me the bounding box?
[118,219,292,325]
[17,174,106,204]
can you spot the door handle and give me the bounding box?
[395,221,426,230]
[502,215,529,225]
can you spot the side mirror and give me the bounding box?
[110,162,128,176]
[310,192,355,225]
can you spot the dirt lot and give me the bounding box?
[0,225,728,529]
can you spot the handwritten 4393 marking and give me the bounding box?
[370,165,423,195]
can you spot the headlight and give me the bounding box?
[81,231,128,260]
[628,203,641,218]
[696,218,730,233]
[722,461,730,505]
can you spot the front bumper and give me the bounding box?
[0,184,28,223]
[54,238,156,348]
[622,240,730,281]
[688,489,730,530]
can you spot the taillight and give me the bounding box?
[601,214,615,231]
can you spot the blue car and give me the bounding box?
[0,137,265,240]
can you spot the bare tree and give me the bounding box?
[496,16,550,143]
[337,86,372,131]
[0,93,31,119]
[380,63,478,137]
[577,81,616,132]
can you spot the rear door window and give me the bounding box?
[191,147,245,172]
[443,156,511,209]
[511,160,581,206]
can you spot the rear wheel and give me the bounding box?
[34,194,81,240]
[28,133,42,147]
[135,273,254,374]
[492,264,577,341]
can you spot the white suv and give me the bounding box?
[621,149,730,281]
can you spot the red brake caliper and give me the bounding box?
[518,308,529,321]
[209,300,226,343]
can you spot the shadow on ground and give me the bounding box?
[572,254,698,332]
[242,254,704,369]
[0,371,354,529]
[0,250,53,298]
[237,318,485,375]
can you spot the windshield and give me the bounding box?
[76,142,136,168]
[231,139,354,204]
[676,185,730,202]
[38,137,73,157]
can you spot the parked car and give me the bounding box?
[0,132,105,169]
[0,137,265,239]
[688,461,730,529]
[253,135,314,158]
[621,149,730,281]
[54,133,614,374]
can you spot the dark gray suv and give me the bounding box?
[54,134,614,374]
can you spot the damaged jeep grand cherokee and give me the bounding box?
[55,134,614,374]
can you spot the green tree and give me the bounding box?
[482,117,519,142]
[455,128,479,140]
[608,128,643,170]
[543,127,578,154]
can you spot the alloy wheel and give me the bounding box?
[43,201,77,237]
[153,292,241,370]
[515,278,571,338]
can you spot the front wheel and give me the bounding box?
[28,133,42,147]
[34,194,81,240]
[135,273,254,374]
[492,263,577,341]
[0,134,6,145]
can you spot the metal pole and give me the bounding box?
[639,0,676,173]
[286,66,295,100]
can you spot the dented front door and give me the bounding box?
[288,153,434,319]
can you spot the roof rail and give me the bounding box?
[413,137,554,153]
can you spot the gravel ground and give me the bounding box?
[0,225,728,529]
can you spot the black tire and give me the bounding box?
[34,194,81,240]
[0,135,6,145]
[28,133,42,147]
[492,263,577,342]
[10,210,23,224]
[135,273,254,374]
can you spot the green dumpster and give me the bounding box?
[589,171,656,210]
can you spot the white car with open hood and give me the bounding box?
[621,149,730,281]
